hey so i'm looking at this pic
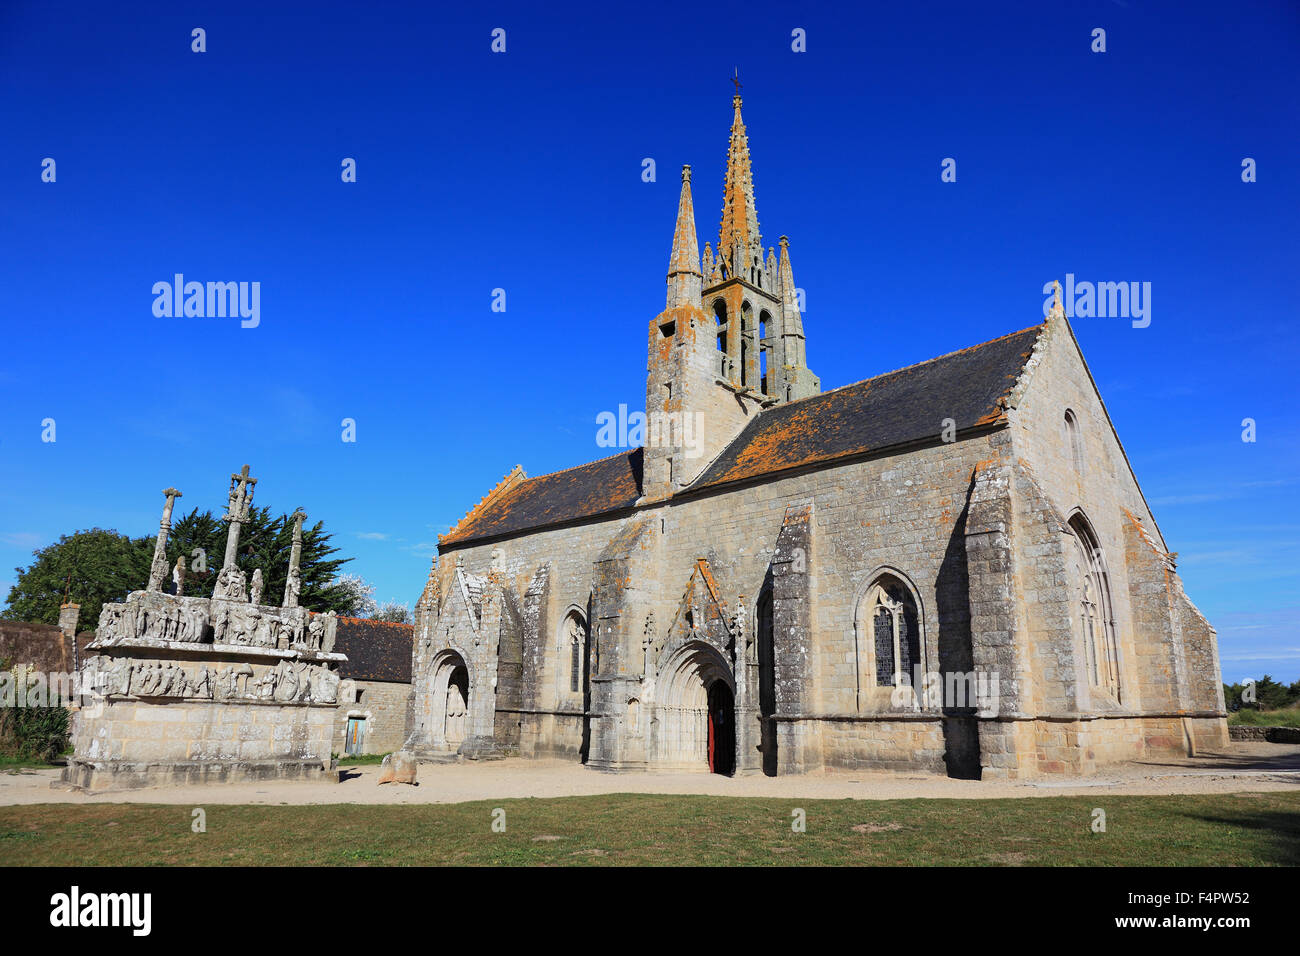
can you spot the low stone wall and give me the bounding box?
[1229,725,1300,744]
[0,621,95,673]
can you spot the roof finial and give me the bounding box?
[732,67,742,97]
[1049,279,1065,320]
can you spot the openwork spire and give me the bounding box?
[666,165,702,307]
[778,236,805,354]
[718,90,761,280]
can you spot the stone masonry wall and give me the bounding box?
[334,679,411,755]
[430,424,1007,775]
[1004,315,1228,767]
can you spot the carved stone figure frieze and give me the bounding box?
[172,555,186,597]
[96,602,130,645]
[283,566,301,609]
[212,566,247,603]
[311,666,340,704]
[175,602,208,644]
[233,663,254,697]
[191,665,213,700]
[307,613,325,650]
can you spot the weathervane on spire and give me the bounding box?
[732,68,742,96]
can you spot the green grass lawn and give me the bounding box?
[0,792,1297,866]
[334,752,391,767]
[0,755,59,772]
[1229,707,1300,728]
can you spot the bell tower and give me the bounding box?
[643,165,758,502]
[700,84,819,403]
[642,87,820,502]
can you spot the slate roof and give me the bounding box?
[439,448,643,546]
[690,324,1044,490]
[333,617,414,684]
[438,324,1042,546]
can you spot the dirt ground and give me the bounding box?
[2,741,1297,807]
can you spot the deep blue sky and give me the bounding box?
[1,1,1296,681]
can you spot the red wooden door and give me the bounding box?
[707,704,717,772]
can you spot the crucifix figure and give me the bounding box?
[146,487,183,591]
[222,465,257,570]
[282,508,306,608]
[213,465,257,601]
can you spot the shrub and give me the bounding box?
[0,669,71,763]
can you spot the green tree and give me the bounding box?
[164,506,360,613]
[1252,675,1296,710]
[373,600,412,624]
[1,529,152,628]
[3,510,363,626]
[1225,675,1300,712]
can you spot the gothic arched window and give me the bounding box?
[562,611,587,697]
[1069,516,1120,701]
[857,576,920,695]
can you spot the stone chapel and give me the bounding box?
[403,91,1228,779]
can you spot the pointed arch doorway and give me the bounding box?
[654,640,736,775]
[428,651,469,752]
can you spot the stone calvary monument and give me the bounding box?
[61,465,347,791]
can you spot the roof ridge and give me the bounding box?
[685,321,1047,494]
[517,448,634,483]
[439,464,527,544]
[774,322,1046,411]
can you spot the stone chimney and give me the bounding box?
[58,603,80,640]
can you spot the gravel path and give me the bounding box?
[2,742,1296,807]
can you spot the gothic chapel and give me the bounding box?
[404,91,1227,779]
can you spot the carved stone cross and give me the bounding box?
[221,465,257,571]
[282,508,306,608]
[146,487,183,591]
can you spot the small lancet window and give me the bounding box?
[1064,409,1085,474]
[563,612,587,695]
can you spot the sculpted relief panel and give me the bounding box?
[83,657,342,705]
[94,592,337,654]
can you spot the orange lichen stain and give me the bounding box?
[700,325,1042,489]
[441,450,642,546]
[695,558,725,606]
[1122,507,1168,560]
[336,616,414,631]
[440,464,527,545]
[650,304,707,363]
